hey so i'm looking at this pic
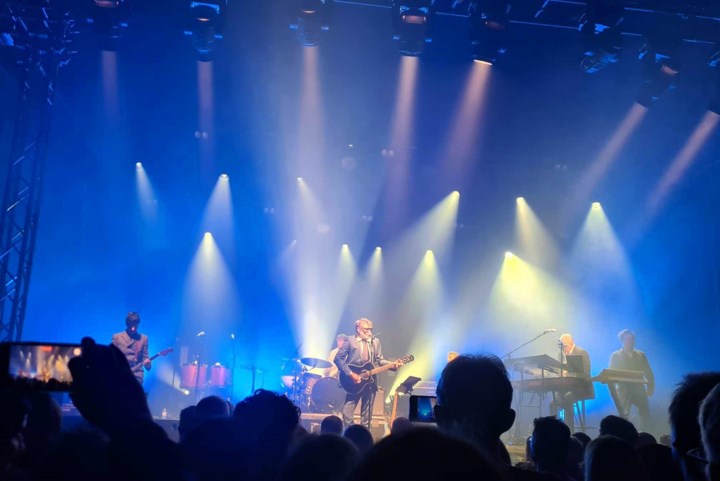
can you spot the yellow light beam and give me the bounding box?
[515,197,560,268]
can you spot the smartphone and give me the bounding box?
[0,342,82,391]
[409,394,437,423]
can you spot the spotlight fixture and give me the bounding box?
[579,0,624,74]
[391,0,436,57]
[635,22,683,107]
[184,1,227,61]
[86,0,130,51]
[288,0,334,47]
[467,0,510,65]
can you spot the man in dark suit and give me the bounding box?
[559,333,594,431]
[334,318,398,429]
[111,312,151,384]
[609,329,655,430]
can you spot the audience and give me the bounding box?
[584,435,649,481]
[195,395,230,423]
[345,427,504,481]
[669,372,720,481]
[599,415,639,445]
[5,338,720,481]
[390,416,412,434]
[344,424,374,454]
[530,416,573,480]
[700,383,720,481]
[279,434,359,481]
[320,415,344,435]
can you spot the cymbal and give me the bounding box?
[300,357,333,369]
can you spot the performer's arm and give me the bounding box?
[374,340,396,370]
[334,339,353,377]
[643,353,655,396]
[143,338,151,371]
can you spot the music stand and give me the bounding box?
[396,376,422,394]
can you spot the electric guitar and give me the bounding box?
[129,347,174,373]
[339,355,414,395]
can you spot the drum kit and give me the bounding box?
[180,362,231,389]
[281,357,345,414]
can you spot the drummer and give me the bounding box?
[326,334,347,378]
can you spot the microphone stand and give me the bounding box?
[194,334,205,405]
[230,334,237,402]
[502,330,554,359]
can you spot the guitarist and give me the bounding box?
[111,312,151,384]
[334,318,399,429]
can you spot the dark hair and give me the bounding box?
[125,312,140,327]
[345,427,504,481]
[343,425,374,454]
[196,395,230,423]
[668,372,720,454]
[320,415,344,436]
[572,431,592,449]
[700,383,720,464]
[436,354,512,419]
[599,415,639,445]
[531,416,570,466]
[585,435,649,481]
[234,390,300,440]
[279,434,359,481]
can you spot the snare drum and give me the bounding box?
[310,377,346,414]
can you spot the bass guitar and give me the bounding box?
[129,347,174,373]
[339,355,414,395]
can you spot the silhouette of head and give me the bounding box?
[585,435,649,481]
[391,416,412,435]
[344,425,374,453]
[700,383,720,481]
[279,434,359,481]
[320,415,344,436]
[345,427,504,481]
[531,416,570,473]
[599,415,639,445]
[196,395,230,424]
[434,354,515,450]
[669,373,720,459]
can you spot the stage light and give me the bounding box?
[204,232,212,238]
[342,243,349,249]
[505,251,513,258]
[592,202,602,210]
[391,0,436,57]
[86,0,129,51]
[136,162,142,168]
[452,191,460,198]
[184,1,227,61]
[375,247,382,252]
[516,196,525,203]
[219,173,229,180]
[579,0,624,74]
[635,23,682,107]
[288,0,334,46]
[467,0,510,65]
[297,177,304,183]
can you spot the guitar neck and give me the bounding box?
[368,363,396,376]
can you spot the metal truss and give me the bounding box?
[0,0,74,341]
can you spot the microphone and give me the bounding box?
[197,331,206,337]
[544,328,557,333]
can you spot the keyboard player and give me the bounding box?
[559,333,595,431]
[609,329,655,430]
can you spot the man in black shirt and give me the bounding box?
[609,329,655,430]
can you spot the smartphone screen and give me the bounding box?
[2,343,82,391]
[409,395,437,423]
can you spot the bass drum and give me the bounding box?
[310,377,346,414]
